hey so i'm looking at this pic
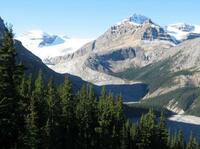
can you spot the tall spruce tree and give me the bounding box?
[19,73,32,97]
[97,91,116,149]
[129,123,137,149]
[45,79,62,149]
[186,133,199,149]
[157,112,169,149]
[20,74,29,97]
[112,95,125,148]
[75,84,97,149]
[176,130,185,149]
[0,25,23,148]
[59,77,76,149]
[121,120,131,149]
[23,96,38,149]
[33,71,48,149]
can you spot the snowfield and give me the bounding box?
[166,23,200,41]
[16,30,93,60]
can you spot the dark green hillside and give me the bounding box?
[114,57,196,93]
[114,56,200,116]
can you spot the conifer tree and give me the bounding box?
[34,70,44,95]
[113,95,125,148]
[59,77,76,149]
[156,112,169,149]
[18,74,31,116]
[186,133,199,149]
[27,74,33,96]
[137,109,157,148]
[0,25,23,148]
[20,74,32,97]
[33,71,48,148]
[97,91,116,149]
[177,130,185,149]
[75,84,97,149]
[121,120,130,149]
[23,97,38,149]
[20,74,28,97]
[129,123,137,149]
[45,78,62,149]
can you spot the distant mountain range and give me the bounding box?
[44,14,200,84]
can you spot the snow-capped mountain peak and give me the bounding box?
[166,23,200,41]
[117,14,151,26]
[17,30,65,47]
[167,23,196,32]
[16,30,93,60]
[110,14,175,44]
[128,13,151,25]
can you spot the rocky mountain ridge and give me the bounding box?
[47,14,178,83]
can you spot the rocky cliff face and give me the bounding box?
[85,47,143,73]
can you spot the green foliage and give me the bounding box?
[173,130,186,149]
[75,84,97,149]
[0,25,24,148]
[58,77,76,149]
[141,87,200,116]
[97,91,125,149]
[45,79,62,149]
[186,133,199,149]
[23,97,38,149]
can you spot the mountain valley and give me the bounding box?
[15,14,200,118]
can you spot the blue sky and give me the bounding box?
[0,0,200,38]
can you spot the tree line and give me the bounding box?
[0,26,199,149]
